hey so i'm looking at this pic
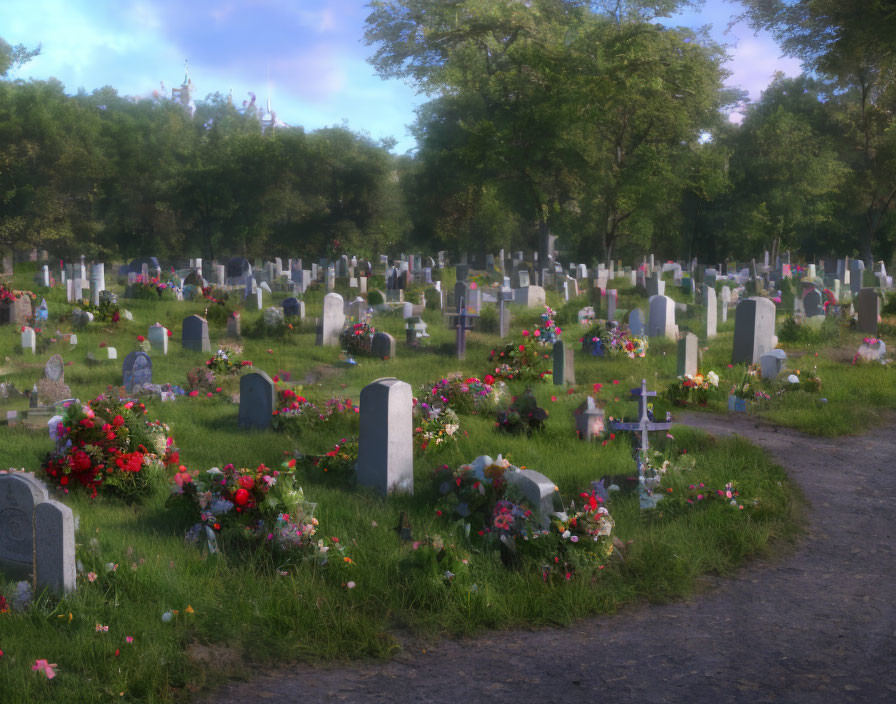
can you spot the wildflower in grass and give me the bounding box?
[87,572,97,582]
[346,581,356,589]
[125,636,133,644]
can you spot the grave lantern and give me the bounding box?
[575,396,605,441]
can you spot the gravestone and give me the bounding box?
[803,288,822,318]
[513,285,546,308]
[646,277,665,297]
[181,315,211,352]
[629,309,645,337]
[607,289,618,321]
[226,312,241,339]
[703,285,717,338]
[856,288,879,334]
[238,371,275,430]
[37,354,71,405]
[676,332,699,377]
[0,473,75,594]
[574,397,605,441]
[148,323,168,354]
[44,354,64,383]
[504,469,565,529]
[647,295,677,339]
[371,332,396,359]
[281,297,304,318]
[317,293,345,347]
[122,350,152,393]
[357,378,414,495]
[720,286,731,323]
[760,349,787,379]
[732,297,778,364]
[21,326,36,354]
[552,340,575,385]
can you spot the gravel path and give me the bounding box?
[204,413,896,704]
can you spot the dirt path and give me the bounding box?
[203,413,896,704]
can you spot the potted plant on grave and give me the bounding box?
[495,388,548,434]
[339,321,376,356]
[665,371,720,407]
[169,462,343,562]
[488,336,552,382]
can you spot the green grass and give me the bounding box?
[0,263,886,702]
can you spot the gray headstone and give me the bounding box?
[553,340,575,385]
[856,288,879,334]
[0,473,75,594]
[357,378,413,495]
[122,350,152,392]
[371,332,396,360]
[703,285,717,339]
[504,469,565,529]
[760,349,787,379]
[732,297,777,365]
[647,295,677,339]
[676,332,699,377]
[318,293,345,346]
[182,315,211,353]
[238,371,275,430]
[45,354,64,383]
[629,309,645,337]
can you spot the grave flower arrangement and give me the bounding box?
[416,375,502,415]
[488,337,552,382]
[495,388,548,434]
[580,322,647,359]
[301,438,359,484]
[526,306,562,345]
[126,275,175,300]
[340,321,376,356]
[206,348,253,375]
[665,371,720,406]
[272,391,357,436]
[413,406,460,453]
[0,284,36,313]
[170,462,322,555]
[433,455,615,576]
[42,397,178,500]
[75,297,122,324]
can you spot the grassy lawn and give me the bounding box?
[0,263,888,702]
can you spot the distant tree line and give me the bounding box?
[1,0,894,265]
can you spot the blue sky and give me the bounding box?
[0,1,802,153]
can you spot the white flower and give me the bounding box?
[561,530,571,539]
[707,371,719,387]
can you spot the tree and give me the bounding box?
[741,0,896,263]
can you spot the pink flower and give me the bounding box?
[87,572,97,582]
[189,390,199,397]
[521,330,529,337]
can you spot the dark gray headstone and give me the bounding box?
[238,371,275,430]
[281,297,301,317]
[371,332,396,360]
[856,288,879,334]
[122,350,152,392]
[182,315,211,353]
[552,340,575,385]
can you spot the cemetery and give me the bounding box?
[1,3,895,703]
[0,246,892,702]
